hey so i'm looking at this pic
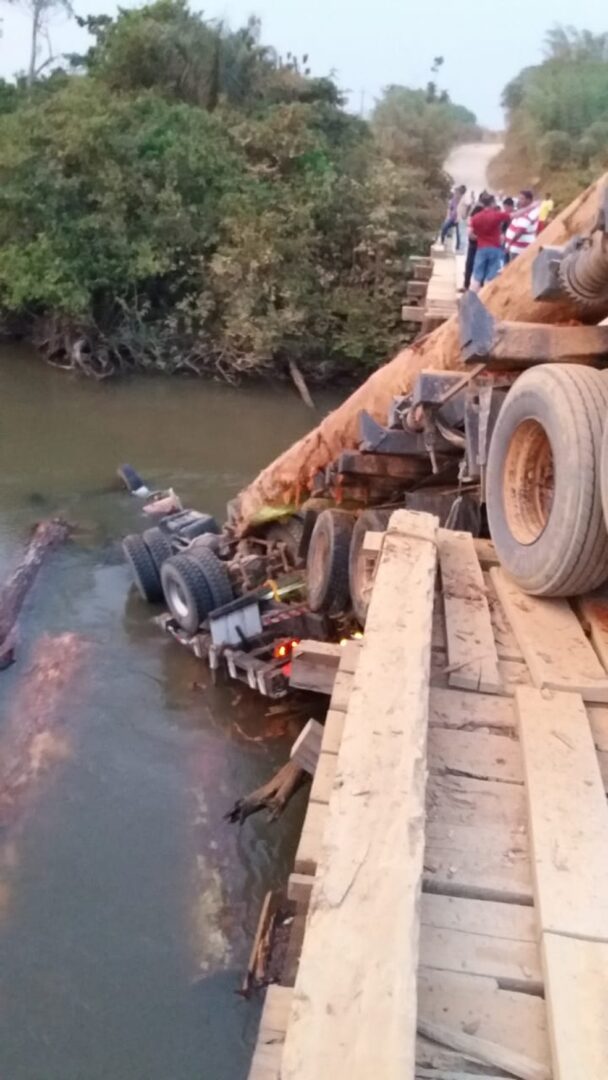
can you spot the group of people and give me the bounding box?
[440,187,555,292]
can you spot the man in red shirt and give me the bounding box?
[469,194,512,292]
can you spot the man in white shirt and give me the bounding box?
[504,190,541,261]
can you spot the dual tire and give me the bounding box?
[487,364,608,596]
[160,549,233,634]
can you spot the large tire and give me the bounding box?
[160,554,215,634]
[306,509,354,614]
[191,547,234,609]
[143,527,173,572]
[349,508,393,626]
[486,364,608,596]
[123,534,163,602]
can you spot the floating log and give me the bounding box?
[234,174,608,532]
[224,760,309,824]
[0,518,70,668]
[0,633,89,828]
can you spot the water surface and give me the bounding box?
[0,346,341,1080]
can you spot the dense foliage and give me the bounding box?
[490,26,608,204]
[0,1,478,380]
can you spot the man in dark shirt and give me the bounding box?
[469,194,512,292]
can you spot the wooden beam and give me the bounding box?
[281,510,438,1080]
[401,304,425,322]
[516,686,608,941]
[439,530,502,694]
[407,280,428,299]
[289,640,342,695]
[542,932,608,1080]
[290,719,324,776]
[492,569,608,702]
[416,1019,550,1080]
[460,291,608,368]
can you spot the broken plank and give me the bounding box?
[483,571,524,661]
[492,568,608,702]
[473,537,500,567]
[419,924,542,993]
[417,970,550,1068]
[516,686,608,941]
[417,1019,550,1080]
[428,728,522,784]
[290,719,323,775]
[421,893,536,941]
[281,510,438,1080]
[439,530,502,694]
[542,932,608,1080]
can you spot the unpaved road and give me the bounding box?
[444,142,503,194]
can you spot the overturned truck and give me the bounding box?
[233,174,608,603]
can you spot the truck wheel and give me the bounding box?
[349,508,393,626]
[143,527,173,571]
[161,554,215,635]
[486,364,608,596]
[190,547,234,609]
[123,534,163,602]
[306,509,354,614]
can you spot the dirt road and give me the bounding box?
[444,141,503,194]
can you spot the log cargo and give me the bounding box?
[234,173,608,533]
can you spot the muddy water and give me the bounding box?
[0,346,342,1080]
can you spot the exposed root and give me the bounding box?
[224,760,309,824]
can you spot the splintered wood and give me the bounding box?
[439,530,502,694]
[281,510,438,1080]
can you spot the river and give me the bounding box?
[0,345,342,1080]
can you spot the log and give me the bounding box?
[0,518,70,667]
[224,759,309,824]
[234,174,608,532]
[0,633,89,829]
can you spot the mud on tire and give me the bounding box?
[306,509,354,614]
[486,364,608,596]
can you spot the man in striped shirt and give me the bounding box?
[504,190,541,260]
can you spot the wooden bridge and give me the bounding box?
[248,509,608,1080]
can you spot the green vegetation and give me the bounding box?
[490,26,608,204]
[0,1,478,380]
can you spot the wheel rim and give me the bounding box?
[503,418,555,545]
[166,577,190,620]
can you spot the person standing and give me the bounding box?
[455,188,470,252]
[501,196,515,263]
[504,190,541,259]
[462,196,484,290]
[440,185,466,245]
[469,193,512,292]
[538,192,554,232]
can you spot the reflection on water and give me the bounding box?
[0,347,341,1080]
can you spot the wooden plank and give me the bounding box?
[587,704,608,751]
[281,510,438,1080]
[309,750,338,805]
[429,687,515,732]
[483,571,524,661]
[439,530,502,694]
[417,1035,514,1077]
[293,800,327,876]
[289,641,341,694]
[542,932,608,1080]
[428,728,523,784]
[424,837,532,904]
[287,872,314,906]
[516,686,608,941]
[417,1019,550,1080]
[402,304,426,322]
[290,719,323,775]
[421,893,536,942]
[248,985,294,1080]
[419,924,542,993]
[492,569,608,702]
[417,970,550,1069]
[577,592,608,671]
[321,707,345,754]
[427,774,527,828]
[473,537,500,567]
[328,668,354,712]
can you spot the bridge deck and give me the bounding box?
[248,508,608,1080]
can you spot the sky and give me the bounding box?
[1,0,607,127]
